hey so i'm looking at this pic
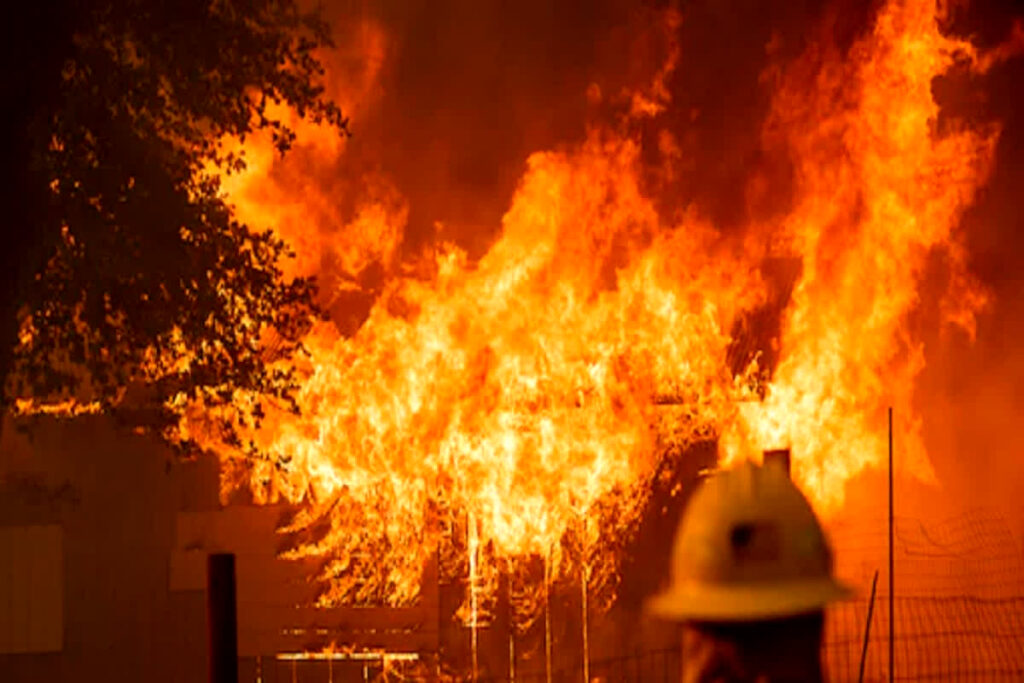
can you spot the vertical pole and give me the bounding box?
[888,406,894,683]
[207,553,238,683]
[508,579,516,683]
[545,551,553,683]
[469,514,479,683]
[581,563,590,683]
[858,570,880,683]
[509,627,516,683]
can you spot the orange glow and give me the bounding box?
[168,0,1012,622]
[12,397,102,417]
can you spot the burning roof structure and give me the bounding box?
[169,0,1022,632]
[4,0,1024,680]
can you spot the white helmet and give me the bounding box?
[647,460,853,622]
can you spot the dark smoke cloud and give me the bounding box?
[323,0,639,257]
[319,0,840,249]
[917,0,1024,518]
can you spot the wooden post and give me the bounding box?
[207,553,239,683]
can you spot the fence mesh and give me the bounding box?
[822,507,1024,681]
[247,508,1024,682]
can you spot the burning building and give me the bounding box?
[3,0,1024,680]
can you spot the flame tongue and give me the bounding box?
[720,0,1000,509]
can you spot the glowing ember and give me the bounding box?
[167,0,1014,624]
[12,397,102,417]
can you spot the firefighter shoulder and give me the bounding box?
[647,459,852,622]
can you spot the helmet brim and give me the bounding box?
[646,577,855,622]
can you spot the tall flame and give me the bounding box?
[720,0,1000,508]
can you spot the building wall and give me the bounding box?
[0,415,441,682]
[0,415,713,682]
[0,415,211,682]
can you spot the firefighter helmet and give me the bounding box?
[647,459,853,622]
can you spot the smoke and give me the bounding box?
[319,0,633,254]
[915,0,1024,521]
[315,0,846,249]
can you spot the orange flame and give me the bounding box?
[214,130,763,610]
[173,0,1013,620]
[720,0,1001,510]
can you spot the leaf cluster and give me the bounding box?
[12,0,349,447]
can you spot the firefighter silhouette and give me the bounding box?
[647,459,853,682]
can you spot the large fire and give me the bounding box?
[114,0,1024,635]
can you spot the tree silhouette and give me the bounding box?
[0,0,348,446]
